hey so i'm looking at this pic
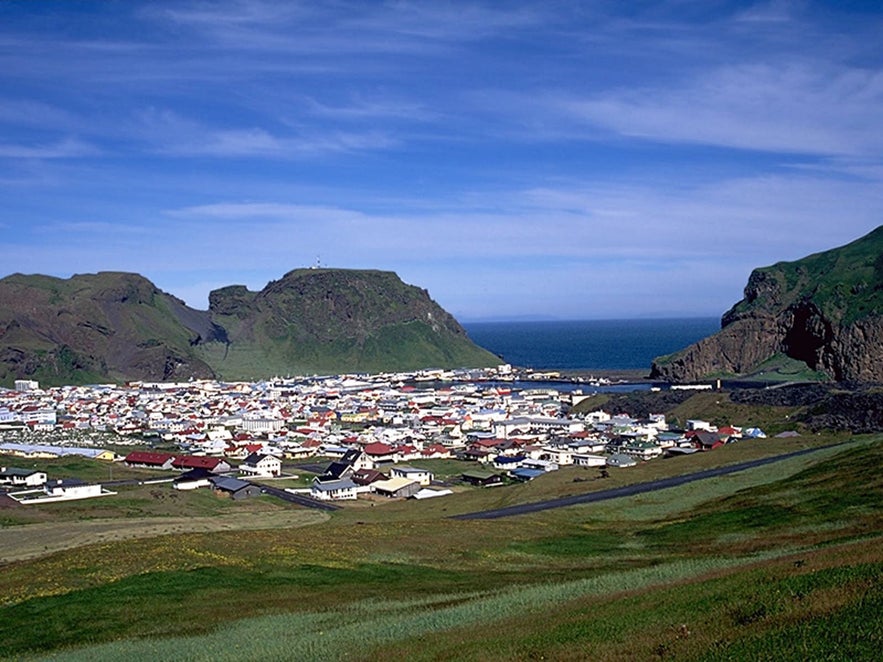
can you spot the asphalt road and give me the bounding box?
[258,484,341,511]
[452,444,841,520]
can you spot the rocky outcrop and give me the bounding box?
[651,226,883,383]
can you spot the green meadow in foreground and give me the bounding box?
[1,435,881,661]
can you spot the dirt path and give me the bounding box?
[0,510,329,564]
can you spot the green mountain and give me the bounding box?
[198,268,499,380]
[0,269,498,386]
[651,226,883,382]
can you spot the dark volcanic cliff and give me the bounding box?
[0,269,497,386]
[651,226,883,382]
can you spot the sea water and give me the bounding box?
[463,318,720,371]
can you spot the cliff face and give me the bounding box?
[0,269,498,386]
[651,226,883,382]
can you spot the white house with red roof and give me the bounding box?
[124,451,175,470]
[171,456,232,473]
[363,442,398,465]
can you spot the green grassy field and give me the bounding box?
[0,431,880,660]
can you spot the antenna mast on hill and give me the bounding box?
[312,255,321,269]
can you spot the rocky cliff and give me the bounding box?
[0,269,498,386]
[651,226,883,382]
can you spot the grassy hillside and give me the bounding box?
[0,434,879,660]
[0,269,499,385]
[203,269,499,379]
[728,225,883,325]
[0,272,215,386]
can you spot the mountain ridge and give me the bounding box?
[0,268,498,386]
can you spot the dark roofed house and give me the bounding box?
[173,467,216,490]
[0,467,48,487]
[460,470,504,487]
[210,476,262,500]
[352,468,386,486]
[692,431,727,451]
[239,453,282,477]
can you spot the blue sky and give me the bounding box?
[2,1,882,321]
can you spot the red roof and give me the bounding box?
[172,456,225,470]
[364,442,394,456]
[125,451,174,465]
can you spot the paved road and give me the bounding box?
[258,484,341,511]
[452,444,842,520]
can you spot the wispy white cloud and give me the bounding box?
[550,62,883,156]
[135,108,397,158]
[0,138,99,159]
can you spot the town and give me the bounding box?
[0,368,768,506]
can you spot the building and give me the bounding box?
[311,478,359,501]
[210,476,262,500]
[124,451,176,470]
[0,467,48,487]
[371,476,421,498]
[389,466,433,486]
[239,453,282,477]
[171,456,232,473]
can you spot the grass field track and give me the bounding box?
[0,510,328,564]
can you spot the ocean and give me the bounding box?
[463,318,720,371]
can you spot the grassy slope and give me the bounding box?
[728,225,883,325]
[198,320,499,380]
[0,433,879,660]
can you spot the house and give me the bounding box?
[362,442,398,465]
[606,453,637,468]
[171,456,232,473]
[311,478,359,501]
[691,431,727,451]
[124,451,175,470]
[510,467,545,482]
[44,479,102,499]
[0,467,47,487]
[572,453,607,467]
[173,467,215,490]
[622,440,663,460]
[210,476,262,500]
[460,470,505,487]
[239,453,282,477]
[351,468,386,493]
[371,476,421,498]
[521,458,557,472]
[9,478,115,504]
[316,448,369,482]
[389,465,433,486]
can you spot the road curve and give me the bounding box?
[452,444,842,520]
[258,484,342,511]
